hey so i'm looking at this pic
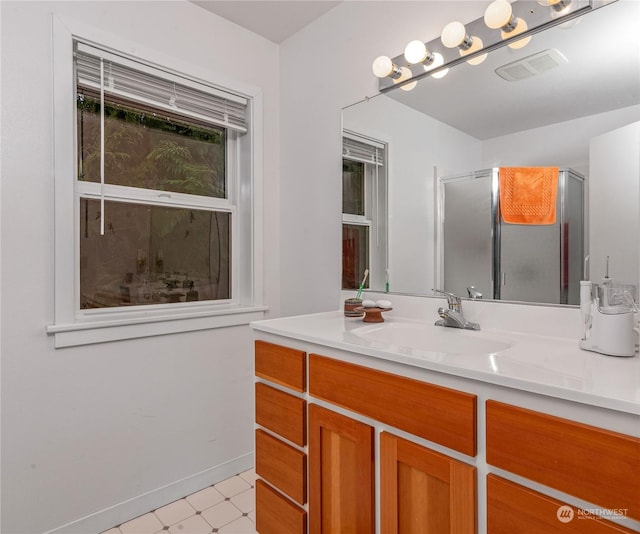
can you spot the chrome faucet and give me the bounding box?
[432,289,480,330]
[467,285,483,299]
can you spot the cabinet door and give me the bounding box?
[380,432,476,534]
[308,404,374,534]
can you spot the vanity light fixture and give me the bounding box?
[374,0,603,94]
[484,0,531,49]
[441,21,487,65]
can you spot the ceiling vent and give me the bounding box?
[495,48,568,81]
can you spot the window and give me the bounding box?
[75,43,237,309]
[49,18,265,347]
[342,132,388,291]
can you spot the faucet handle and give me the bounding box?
[432,289,462,311]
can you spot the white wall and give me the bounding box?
[589,121,640,285]
[0,2,279,532]
[278,1,487,316]
[344,96,481,294]
[481,104,640,176]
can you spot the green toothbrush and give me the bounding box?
[355,269,369,300]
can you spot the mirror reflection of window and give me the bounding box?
[342,223,369,290]
[342,133,388,291]
[342,160,365,216]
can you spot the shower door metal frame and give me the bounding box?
[490,168,501,300]
[438,167,585,304]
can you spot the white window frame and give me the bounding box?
[342,131,388,291]
[47,15,266,347]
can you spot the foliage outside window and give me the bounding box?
[76,94,226,197]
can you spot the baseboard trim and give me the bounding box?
[44,452,254,534]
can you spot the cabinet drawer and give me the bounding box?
[309,354,476,456]
[486,400,640,521]
[255,382,306,447]
[255,340,306,392]
[256,429,306,505]
[380,432,476,533]
[487,475,637,533]
[256,479,307,534]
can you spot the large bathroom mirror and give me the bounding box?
[342,0,640,305]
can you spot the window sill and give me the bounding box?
[46,305,268,348]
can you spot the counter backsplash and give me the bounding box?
[341,291,583,340]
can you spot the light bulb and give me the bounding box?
[484,0,513,29]
[393,67,417,91]
[537,0,572,11]
[425,52,449,79]
[460,36,487,65]
[441,21,469,48]
[372,55,392,78]
[504,18,531,49]
[400,81,417,91]
[404,40,427,64]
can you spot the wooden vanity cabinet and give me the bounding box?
[486,400,640,522]
[255,338,640,534]
[255,428,306,505]
[256,479,307,534]
[308,354,478,534]
[308,353,477,456]
[255,343,479,534]
[308,404,374,534]
[380,432,477,534]
[254,341,307,534]
[255,340,306,392]
[487,474,638,534]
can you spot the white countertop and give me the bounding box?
[251,310,640,415]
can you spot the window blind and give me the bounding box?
[342,136,385,166]
[75,42,248,133]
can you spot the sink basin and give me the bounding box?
[350,321,512,355]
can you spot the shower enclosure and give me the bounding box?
[437,168,585,305]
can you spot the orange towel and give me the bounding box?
[499,167,559,225]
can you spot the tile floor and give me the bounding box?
[102,469,257,534]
